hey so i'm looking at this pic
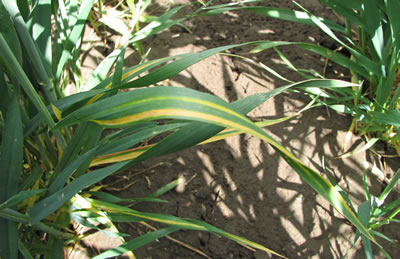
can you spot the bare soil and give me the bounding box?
[70,1,400,258]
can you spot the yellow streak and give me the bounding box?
[90,144,154,166]
[103,95,252,124]
[95,203,205,229]
[90,107,373,243]
[51,104,62,121]
[89,110,370,242]
[92,109,301,163]
[86,59,164,105]
[223,232,286,258]
[93,108,267,140]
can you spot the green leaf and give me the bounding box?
[385,0,400,50]
[48,122,102,193]
[50,123,98,180]
[92,226,179,259]
[106,213,143,223]
[0,92,23,259]
[29,161,130,224]
[278,147,375,242]
[16,0,29,21]
[0,64,9,116]
[251,41,371,79]
[376,198,400,218]
[372,109,400,127]
[321,157,357,212]
[362,236,373,259]
[122,43,253,88]
[95,123,185,157]
[111,44,126,90]
[85,191,166,204]
[54,0,95,79]
[121,80,329,163]
[18,166,43,191]
[55,81,356,131]
[99,8,128,34]
[82,55,174,92]
[54,83,374,243]
[70,212,130,238]
[201,6,345,33]
[48,238,64,259]
[48,149,96,195]
[88,198,285,257]
[0,33,56,128]
[296,3,382,77]
[128,5,186,43]
[320,0,364,26]
[52,89,109,114]
[358,200,372,227]
[0,1,22,65]
[29,0,52,71]
[18,240,34,259]
[80,48,122,92]
[97,122,156,145]
[0,190,46,210]
[338,138,379,159]
[147,178,181,198]
[379,169,400,203]
[2,0,56,102]
[363,170,371,202]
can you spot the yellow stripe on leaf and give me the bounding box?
[86,59,166,105]
[51,104,62,121]
[92,107,298,163]
[90,145,153,167]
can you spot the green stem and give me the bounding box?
[0,34,67,150]
[2,0,57,103]
[369,219,390,230]
[0,34,55,128]
[345,18,352,39]
[360,27,367,56]
[135,23,145,57]
[387,206,400,221]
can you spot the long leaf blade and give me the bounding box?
[201,6,345,33]
[89,198,285,258]
[0,1,22,64]
[92,226,179,259]
[53,85,375,243]
[251,41,371,79]
[29,161,130,224]
[0,190,46,210]
[0,92,23,259]
[29,0,52,69]
[55,0,94,79]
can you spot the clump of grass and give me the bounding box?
[199,0,400,257]
[205,0,400,156]
[0,0,389,258]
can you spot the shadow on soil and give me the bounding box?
[79,1,400,258]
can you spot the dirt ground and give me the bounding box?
[70,1,400,258]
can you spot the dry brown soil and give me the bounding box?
[69,1,400,258]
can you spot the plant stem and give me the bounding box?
[2,0,57,103]
[0,33,67,150]
[388,206,400,221]
[344,18,352,39]
[0,34,55,128]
